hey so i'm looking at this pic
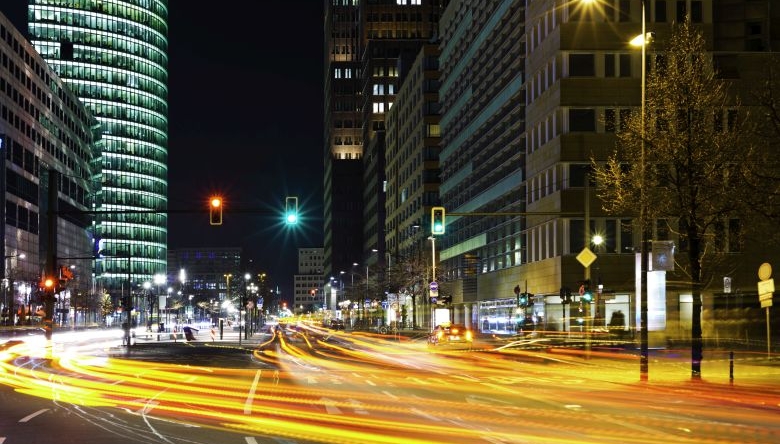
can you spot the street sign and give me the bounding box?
[759,293,773,302]
[761,299,773,308]
[429,281,438,292]
[576,247,597,268]
[723,276,732,294]
[757,278,775,296]
[759,262,773,281]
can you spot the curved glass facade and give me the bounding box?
[28,0,169,292]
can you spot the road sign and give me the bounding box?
[759,262,773,281]
[723,276,732,294]
[757,278,775,296]
[759,293,773,302]
[761,299,773,308]
[430,281,438,292]
[576,247,597,268]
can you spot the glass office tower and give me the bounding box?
[28,1,169,293]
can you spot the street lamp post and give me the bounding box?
[637,0,650,382]
[243,273,251,341]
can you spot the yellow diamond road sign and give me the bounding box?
[576,247,597,268]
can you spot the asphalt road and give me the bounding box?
[2,324,779,444]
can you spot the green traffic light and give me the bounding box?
[285,196,298,225]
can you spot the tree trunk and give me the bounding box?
[688,231,703,379]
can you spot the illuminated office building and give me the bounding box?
[27,0,169,293]
[1,12,100,324]
[324,0,445,279]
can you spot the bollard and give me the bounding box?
[210,327,216,342]
[729,350,734,384]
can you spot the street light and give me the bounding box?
[243,273,251,341]
[630,0,651,382]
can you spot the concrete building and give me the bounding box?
[293,247,324,313]
[436,0,525,331]
[0,11,100,326]
[324,0,447,281]
[436,0,780,347]
[385,43,441,329]
[28,1,169,293]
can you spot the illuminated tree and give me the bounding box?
[593,20,763,378]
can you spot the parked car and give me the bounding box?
[428,323,473,349]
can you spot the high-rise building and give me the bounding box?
[437,0,526,329]
[28,0,169,294]
[1,11,100,325]
[385,43,441,328]
[324,0,363,280]
[293,247,324,313]
[324,0,446,280]
[437,0,780,342]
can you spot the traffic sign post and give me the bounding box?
[757,263,774,358]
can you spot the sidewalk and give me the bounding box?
[130,325,270,347]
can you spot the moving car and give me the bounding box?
[428,323,473,348]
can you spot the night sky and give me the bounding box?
[2,2,325,299]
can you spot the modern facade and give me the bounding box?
[0,11,100,326]
[28,0,169,295]
[437,0,526,330]
[385,43,441,328]
[324,0,363,280]
[433,0,780,346]
[324,0,447,282]
[292,247,324,313]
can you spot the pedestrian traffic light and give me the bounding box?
[285,196,298,224]
[431,206,445,235]
[582,283,593,303]
[209,196,223,225]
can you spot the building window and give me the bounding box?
[569,109,595,132]
[569,53,595,76]
[605,54,616,77]
[655,0,667,22]
[619,54,631,77]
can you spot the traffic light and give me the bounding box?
[431,206,445,235]
[518,292,528,307]
[41,276,58,297]
[581,281,593,303]
[285,196,299,225]
[209,196,223,225]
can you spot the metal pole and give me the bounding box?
[639,0,650,382]
[430,236,436,329]
[767,307,771,358]
[585,178,591,359]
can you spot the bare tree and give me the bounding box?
[593,20,762,378]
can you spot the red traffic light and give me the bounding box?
[209,196,223,225]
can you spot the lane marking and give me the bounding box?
[244,370,262,414]
[382,390,399,400]
[19,409,49,423]
[322,397,342,415]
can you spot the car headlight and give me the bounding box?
[466,331,473,341]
